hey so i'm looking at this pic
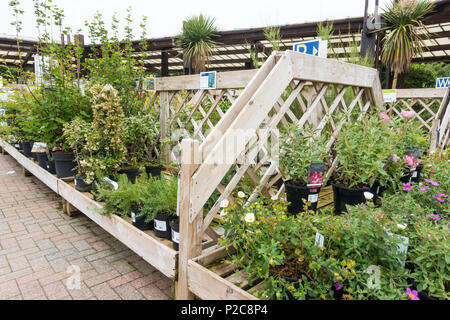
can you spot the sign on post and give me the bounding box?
[436,77,450,88]
[382,89,397,103]
[292,39,328,58]
[200,71,216,89]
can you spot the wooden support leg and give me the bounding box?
[22,166,32,177]
[62,198,79,217]
[176,139,201,300]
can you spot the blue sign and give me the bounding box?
[436,77,450,88]
[292,39,327,58]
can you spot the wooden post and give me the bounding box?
[161,51,169,77]
[176,139,201,300]
[160,91,170,164]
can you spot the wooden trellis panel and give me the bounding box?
[385,88,447,134]
[177,50,383,299]
[153,70,257,163]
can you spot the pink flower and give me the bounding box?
[435,194,447,202]
[402,183,413,192]
[431,181,440,187]
[430,169,436,172]
[407,288,420,300]
[404,154,420,169]
[361,206,366,210]
[429,213,441,221]
[379,113,390,121]
[392,154,399,163]
[333,132,338,139]
[334,281,343,291]
[401,110,415,118]
[419,187,426,192]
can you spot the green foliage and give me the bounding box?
[97,173,178,223]
[219,194,407,300]
[404,62,450,88]
[177,14,219,73]
[279,125,330,186]
[381,0,434,87]
[264,26,281,51]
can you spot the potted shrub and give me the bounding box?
[332,113,398,214]
[63,118,93,191]
[139,175,179,242]
[219,193,408,300]
[279,124,330,214]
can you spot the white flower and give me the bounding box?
[364,192,374,200]
[219,209,227,217]
[271,195,278,201]
[244,213,255,223]
[238,191,246,199]
[397,223,407,230]
[220,199,229,208]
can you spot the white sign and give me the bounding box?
[292,39,328,58]
[314,232,325,247]
[154,219,167,232]
[382,89,397,103]
[308,193,319,203]
[172,229,180,244]
[200,71,216,89]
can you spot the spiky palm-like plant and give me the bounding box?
[177,14,219,73]
[381,0,434,88]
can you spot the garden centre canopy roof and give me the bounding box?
[1,0,449,75]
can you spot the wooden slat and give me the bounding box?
[156,69,257,91]
[57,180,178,279]
[187,259,258,300]
[0,140,58,193]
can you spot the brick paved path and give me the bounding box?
[0,152,172,300]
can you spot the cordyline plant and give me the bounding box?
[279,124,330,186]
[381,0,435,89]
[218,192,409,300]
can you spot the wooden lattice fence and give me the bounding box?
[177,50,384,299]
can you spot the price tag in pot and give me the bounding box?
[308,193,319,203]
[412,171,417,178]
[172,229,180,244]
[307,162,325,188]
[154,219,167,232]
[103,177,119,190]
[314,232,325,247]
[31,142,47,153]
[131,211,136,223]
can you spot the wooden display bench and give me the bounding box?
[187,187,334,300]
[0,139,179,281]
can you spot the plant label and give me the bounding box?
[200,71,216,89]
[102,177,119,190]
[314,232,325,247]
[154,219,167,232]
[382,89,397,103]
[31,142,47,153]
[307,162,325,188]
[412,171,418,178]
[131,211,136,223]
[308,193,319,203]
[14,143,20,148]
[172,229,180,244]
[74,179,77,186]
[386,231,409,267]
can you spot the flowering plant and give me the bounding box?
[219,192,408,300]
[279,124,330,186]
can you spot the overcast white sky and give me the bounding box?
[0,0,392,42]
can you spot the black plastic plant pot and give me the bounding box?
[74,176,92,192]
[20,141,33,158]
[118,168,139,184]
[153,213,172,240]
[332,184,370,215]
[170,218,180,251]
[400,164,424,184]
[36,152,48,170]
[52,152,78,178]
[131,206,153,231]
[45,160,56,174]
[31,151,39,162]
[369,180,388,203]
[145,165,163,178]
[269,173,284,190]
[285,181,321,214]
